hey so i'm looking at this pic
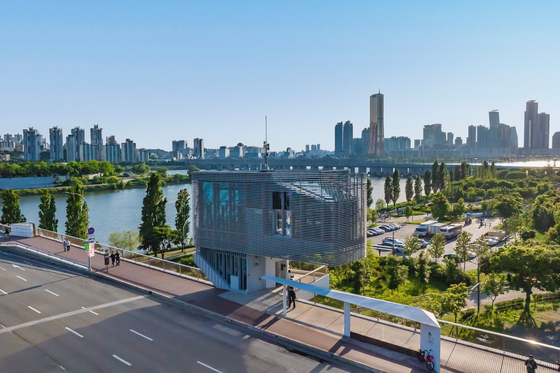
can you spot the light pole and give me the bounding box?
[63,192,91,272]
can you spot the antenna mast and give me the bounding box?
[263,116,270,171]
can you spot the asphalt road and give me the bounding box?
[368,218,502,271]
[0,251,361,373]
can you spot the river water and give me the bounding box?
[16,172,408,245]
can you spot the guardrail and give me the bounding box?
[33,227,210,283]
[0,241,88,270]
[297,265,328,284]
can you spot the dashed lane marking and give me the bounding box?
[0,289,7,295]
[81,307,98,315]
[45,289,59,297]
[65,327,83,338]
[17,276,27,282]
[197,361,223,373]
[130,329,153,341]
[28,306,41,314]
[113,355,131,366]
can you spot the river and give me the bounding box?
[15,172,408,245]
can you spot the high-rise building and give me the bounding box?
[90,125,103,161]
[23,127,42,161]
[524,100,550,150]
[317,144,320,151]
[455,137,463,147]
[552,132,560,149]
[49,127,64,161]
[334,122,344,155]
[488,110,500,148]
[305,145,310,153]
[106,135,118,146]
[68,127,86,161]
[524,100,538,149]
[369,92,384,156]
[467,125,477,148]
[229,145,244,158]
[510,127,518,149]
[81,143,93,162]
[311,144,317,152]
[361,128,370,155]
[172,140,187,159]
[477,125,490,149]
[193,138,204,159]
[538,112,550,149]
[414,139,421,149]
[13,134,22,143]
[343,121,353,156]
[447,132,454,147]
[385,136,411,152]
[105,143,121,163]
[138,149,149,162]
[121,139,137,162]
[422,124,446,148]
[66,135,77,162]
[219,146,229,158]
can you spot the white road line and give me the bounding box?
[81,307,98,315]
[130,329,153,341]
[28,306,41,314]
[59,366,66,371]
[17,275,27,282]
[0,266,6,271]
[113,355,131,366]
[45,289,59,297]
[197,361,223,373]
[12,264,25,271]
[0,289,7,295]
[65,327,83,338]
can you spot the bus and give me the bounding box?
[440,223,462,239]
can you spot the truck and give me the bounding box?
[429,223,448,236]
[440,223,462,239]
[413,220,438,237]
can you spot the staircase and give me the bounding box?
[194,253,231,291]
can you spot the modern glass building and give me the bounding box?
[193,170,367,292]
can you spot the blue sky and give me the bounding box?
[1,1,559,151]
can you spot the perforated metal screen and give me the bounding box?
[192,170,366,266]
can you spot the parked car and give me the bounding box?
[486,238,499,246]
[367,231,374,237]
[379,225,393,232]
[373,228,385,235]
[443,252,476,262]
[392,243,405,253]
[382,237,403,246]
[367,228,380,236]
[419,239,429,248]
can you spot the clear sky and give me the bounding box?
[1,1,559,152]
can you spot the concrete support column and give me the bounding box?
[359,166,367,174]
[343,302,351,337]
[420,324,440,372]
[283,285,287,317]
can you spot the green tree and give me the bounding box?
[446,283,469,323]
[1,189,26,224]
[376,198,386,211]
[455,231,473,271]
[64,184,89,239]
[445,257,461,285]
[403,206,413,222]
[156,167,169,177]
[366,178,373,208]
[490,245,560,312]
[424,169,432,196]
[439,162,447,191]
[430,192,451,220]
[131,162,150,175]
[109,230,140,251]
[405,176,414,204]
[471,235,490,259]
[382,255,408,294]
[416,251,431,294]
[38,189,58,231]
[453,198,466,220]
[139,173,169,257]
[428,233,446,262]
[494,193,523,219]
[414,175,423,204]
[431,161,440,193]
[153,225,175,259]
[403,235,421,256]
[187,166,200,179]
[174,188,191,252]
[391,170,400,206]
[384,176,392,206]
[482,273,507,311]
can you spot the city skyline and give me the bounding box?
[1,2,559,150]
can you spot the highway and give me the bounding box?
[0,251,361,373]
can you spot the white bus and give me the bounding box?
[440,223,462,239]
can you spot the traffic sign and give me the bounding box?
[83,242,95,257]
[88,227,95,235]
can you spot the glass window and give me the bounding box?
[272,191,282,210]
[275,210,283,235]
[284,192,290,210]
[284,211,291,236]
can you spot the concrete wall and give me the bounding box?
[296,274,330,301]
[247,255,266,293]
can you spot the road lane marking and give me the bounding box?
[59,366,66,371]
[197,361,223,373]
[113,355,131,366]
[28,306,41,314]
[12,264,25,271]
[65,327,83,338]
[0,295,148,335]
[45,289,59,297]
[81,307,99,315]
[0,289,7,295]
[17,276,27,281]
[0,266,6,271]
[130,329,153,341]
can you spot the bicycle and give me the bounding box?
[418,349,435,371]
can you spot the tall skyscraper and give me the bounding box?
[552,132,560,149]
[369,92,384,156]
[343,121,353,156]
[193,138,204,159]
[68,127,86,161]
[477,125,490,149]
[172,140,187,159]
[121,139,137,162]
[334,122,344,155]
[23,127,42,161]
[361,128,370,155]
[66,135,77,162]
[538,112,550,149]
[467,125,477,148]
[524,100,538,149]
[489,110,500,148]
[90,125,103,161]
[510,127,518,149]
[49,127,64,161]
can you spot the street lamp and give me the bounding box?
[63,191,91,272]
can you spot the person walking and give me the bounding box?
[4,229,9,240]
[110,252,116,266]
[524,355,538,373]
[62,238,67,251]
[66,239,71,251]
[288,286,297,309]
[115,252,120,265]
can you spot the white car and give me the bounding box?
[485,238,499,246]
[392,243,405,253]
[382,237,403,246]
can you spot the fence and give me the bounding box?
[34,227,209,282]
[296,265,328,284]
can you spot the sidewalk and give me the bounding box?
[3,236,558,373]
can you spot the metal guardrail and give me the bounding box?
[33,227,210,283]
[297,265,328,284]
[0,241,88,270]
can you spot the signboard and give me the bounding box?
[88,227,95,235]
[84,242,95,257]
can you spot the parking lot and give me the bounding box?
[368,218,502,271]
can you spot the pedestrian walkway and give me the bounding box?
[2,235,558,373]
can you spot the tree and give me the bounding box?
[403,206,413,222]
[156,167,169,177]
[416,251,431,294]
[405,176,414,204]
[494,193,523,219]
[414,175,423,204]
[446,283,469,323]
[445,257,461,285]
[109,230,140,251]
[153,225,176,259]
[453,198,466,220]
[382,255,408,294]
[455,231,473,271]
[482,273,507,310]
[391,170,400,206]
[403,235,421,256]
[376,198,386,211]
[65,183,89,239]
[131,162,150,175]
[366,178,373,208]
[187,166,200,179]
[439,162,447,191]
[430,192,450,220]
[424,169,432,196]
[38,189,58,231]
[490,245,560,312]
[139,173,169,257]
[471,235,490,259]
[431,161,439,193]
[1,189,26,224]
[174,188,191,252]
[384,176,392,206]
[428,233,446,262]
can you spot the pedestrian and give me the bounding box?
[62,238,67,251]
[4,229,9,240]
[524,355,538,373]
[115,252,120,265]
[288,270,294,281]
[110,252,116,266]
[66,239,71,251]
[288,286,297,309]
